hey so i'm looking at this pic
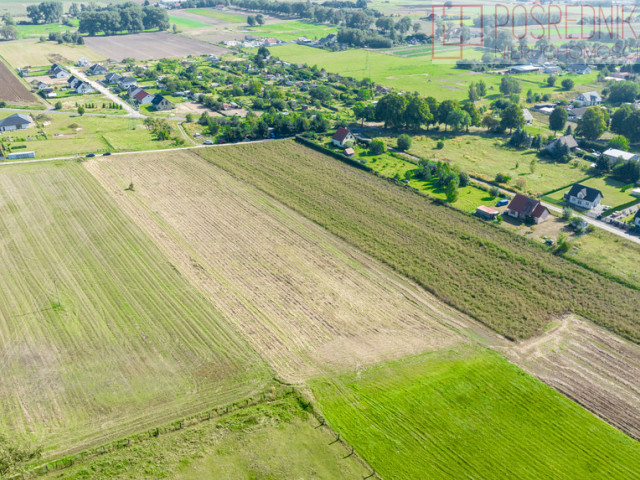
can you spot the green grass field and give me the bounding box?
[0,161,271,459]
[0,39,105,68]
[380,133,591,195]
[195,140,640,342]
[0,115,174,157]
[267,44,600,101]
[169,15,210,29]
[248,21,339,41]
[15,20,78,38]
[186,8,246,23]
[311,346,640,479]
[40,392,369,479]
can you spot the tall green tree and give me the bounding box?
[500,104,524,133]
[375,93,407,129]
[577,107,607,140]
[549,106,568,136]
[404,95,432,130]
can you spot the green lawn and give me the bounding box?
[267,44,600,102]
[549,175,636,208]
[169,15,210,29]
[186,8,246,23]
[311,347,640,480]
[383,133,591,195]
[15,20,79,38]
[0,115,174,157]
[248,21,339,41]
[39,392,368,479]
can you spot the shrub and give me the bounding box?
[495,172,511,183]
[561,78,575,90]
[562,207,573,220]
[397,134,411,151]
[436,141,444,149]
[370,139,386,155]
[489,186,500,197]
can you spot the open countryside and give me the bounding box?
[0,0,640,478]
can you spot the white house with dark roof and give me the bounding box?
[574,91,602,106]
[87,64,107,76]
[0,113,33,132]
[331,127,354,148]
[50,64,69,78]
[75,81,94,94]
[564,183,603,210]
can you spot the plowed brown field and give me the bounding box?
[85,150,488,380]
[0,60,38,104]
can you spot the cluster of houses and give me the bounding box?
[102,73,173,110]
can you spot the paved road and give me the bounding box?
[67,66,145,118]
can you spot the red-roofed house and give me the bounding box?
[331,127,355,148]
[505,193,549,224]
[131,88,155,105]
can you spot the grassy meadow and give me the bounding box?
[311,347,640,479]
[39,392,369,479]
[0,161,271,458]
[248,21,339,41]
[548,175,636,208]
[186,8,246,23]
[268,44,600,101]
[0,38,105,68]
[195,140,640,342]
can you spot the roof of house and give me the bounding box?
[344,147,355,156]
[332,127,352,143]
[134,89,152,101]
[0,113,32,127]
[549,134,578,150]
[603,148,637,161]
[566,183,603,202]
[507,193,546,217]
[532,203,549,218]
[522,109,534,121]
[576,91,602,101]
[151,95,171,106]
[119,76,137,84]
[569,64,590,71]
[635,210,640,220]
[568,106,588,117]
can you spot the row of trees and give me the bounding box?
[26,1,63,24]
[78,4,169,35]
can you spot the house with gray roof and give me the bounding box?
[0,113,33,132]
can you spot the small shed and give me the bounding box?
[476,205,499,220]
[344,147,355,156]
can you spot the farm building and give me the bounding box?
[6,151,35,160]
[476,205,499,220]
[509,65,540,74]
[505,194,549,224]
[567,64,591,75]
[331,127,355,148]
[564,184,603,210]
[0,113,33,133]
[151,95,174,111]
[543,65,561,74]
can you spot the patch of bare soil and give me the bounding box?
[502,315,640,440]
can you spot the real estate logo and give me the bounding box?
[430,2,639,64]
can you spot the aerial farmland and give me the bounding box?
[1,0,640,478]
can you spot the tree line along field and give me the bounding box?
[194,140,640,343]
[84,149,481,381]
[311,346,640,480]
[0,161,271,460]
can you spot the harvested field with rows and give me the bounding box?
[193,140,640,343]
[85,150,487,381]
[0,60,39,104]
[0,161,271,459]
[84,32,229,61]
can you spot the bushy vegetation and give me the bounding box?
[198,140,640,341]
[78,4,169,35]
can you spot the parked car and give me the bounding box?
[496,198,509,207]
[203,139,213,145]
[103,152,111,156]
[86,153,95,157]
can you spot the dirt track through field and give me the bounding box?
[503,315,640,440]
[85,151,488,380]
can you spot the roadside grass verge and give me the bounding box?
[194,140,640,342]
[310,346,640,479]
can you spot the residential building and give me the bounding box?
[545,134,578,155]
[87,64,107,76]
[75,82,93,94]
[105,72,122,84]
[131,88,155,105]
[602,148,639,163]
[0,113,33,132]
[574,91,602,106]
[522,108,534,125]
[564,183,603,210]
[50,64,69,78]
[567,64,591,74]
[67,75,82,89]
[331,127,355,148]
[567,106,588,121]
[151,95,174,111]
[505,194,549,223]
[77,56,91,67]
[118,76,137,89]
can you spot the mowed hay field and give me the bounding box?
[194,140,640,342]
[84,150,487,381]
[0,161,271,459]
[311,346,640,479]
[0,39,105,68]
[0,60,39,104]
